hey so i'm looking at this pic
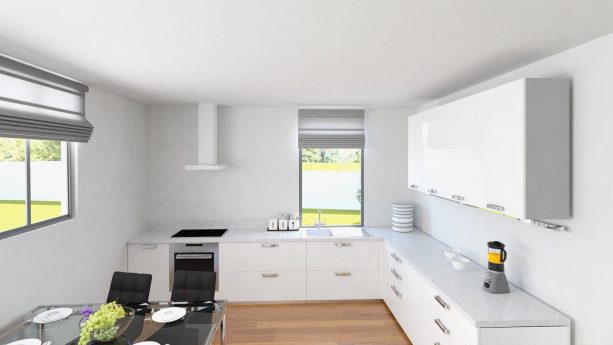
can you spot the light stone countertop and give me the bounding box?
[127,227,570,328]
[127,227,382,243]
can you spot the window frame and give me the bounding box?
[299,148,364,228]
[0,139,72,240]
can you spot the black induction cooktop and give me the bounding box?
[171,229,228,238]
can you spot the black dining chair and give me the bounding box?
[171,270,216,302]
[107,271,152,305]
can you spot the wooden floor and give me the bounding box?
[212,301,412,345]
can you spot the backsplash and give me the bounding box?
[146,219,269,231]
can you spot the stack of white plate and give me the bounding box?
[392,203,414,232]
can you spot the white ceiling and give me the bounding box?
[1,1,613,107]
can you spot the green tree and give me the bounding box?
[0,138,60,162]
[30,140,61,161]
[0,138,25,162]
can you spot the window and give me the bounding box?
[0,138,70,236]
[300,148,363,227]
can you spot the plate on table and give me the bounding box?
[134,342,160,345]
[4,339,41,345]
[33,308,73,324]
[152,307,187,323]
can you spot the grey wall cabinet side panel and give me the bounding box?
[524,79,571,219]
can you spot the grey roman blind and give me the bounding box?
[0,55,93,142]
[298,109,365,148]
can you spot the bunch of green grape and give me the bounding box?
[78,302,126,345]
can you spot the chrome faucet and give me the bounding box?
[315,208,325,229]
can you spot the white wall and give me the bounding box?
[145,106,299,225]
[0,88,147,327]
[410,33,613,345]
[364,108,413,226]
[145,105,412,228]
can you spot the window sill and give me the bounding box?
[0,215,72,240]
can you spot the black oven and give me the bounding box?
[169,243,219,291]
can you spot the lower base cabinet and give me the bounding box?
[225,240,380,302]
[307,270,379,300]
[379,242,569,345]
[127,243,170,302]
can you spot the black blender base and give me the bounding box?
[483,270,510,294]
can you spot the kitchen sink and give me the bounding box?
[305,228,372,237]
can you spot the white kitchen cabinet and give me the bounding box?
[421,105,447,197]
[306,241,378,271]
[408,112,426,192]
[235,271,306,301]
[127,243,170,302]
[474,79,525,218]
[408,78,570,221]
[379,242,569,345]
[475,78,570,219]
[443,95,478,204]
[235,242,306,271]
[306,270,379,300]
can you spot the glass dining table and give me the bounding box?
[0,301,226,345]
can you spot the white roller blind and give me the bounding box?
[298,109,365,148]
[0,55,93,142]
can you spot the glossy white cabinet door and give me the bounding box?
[127,243,170,302]
[422,106,447,197]
[235,271,306,301]
[306,241,378,271]
[475,79,525,218]
[306,270,379,300]
[444,95,478,205]
[235,242,306,271]
[408,112,426,191]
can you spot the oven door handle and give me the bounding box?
[175,253,213,260]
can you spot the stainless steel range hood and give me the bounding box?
[185,102,235,171]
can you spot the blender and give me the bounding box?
[483,241,510,294]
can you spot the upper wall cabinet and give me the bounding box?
[408,78,570,221]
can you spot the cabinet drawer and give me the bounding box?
[235,271,306,301]
[402,262,477,345]
[236,242,306,271]
[430,297,478,345]
[307,270,379,300]
[307,241,378,270]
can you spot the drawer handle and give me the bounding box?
[434,343,440,345]
[335,272,352,277]
[175,253,213,260]
[428,188,438,194]
[390,285,402,298]
[434,319,450,335]
[451,194,464,202]
[486,203,504,212]
[261,243,279,248]
[409,184,418,189]
[139,244,157,249]
[391,269,402,281]
[261,273,279,278]
[335,242,352,247]
[390,253,403,263]
[434,295,450,310]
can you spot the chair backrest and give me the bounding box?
[171,270,216,302]
[107,271,152,305]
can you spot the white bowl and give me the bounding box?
[443,248,462,260]
[450,256,469,271]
